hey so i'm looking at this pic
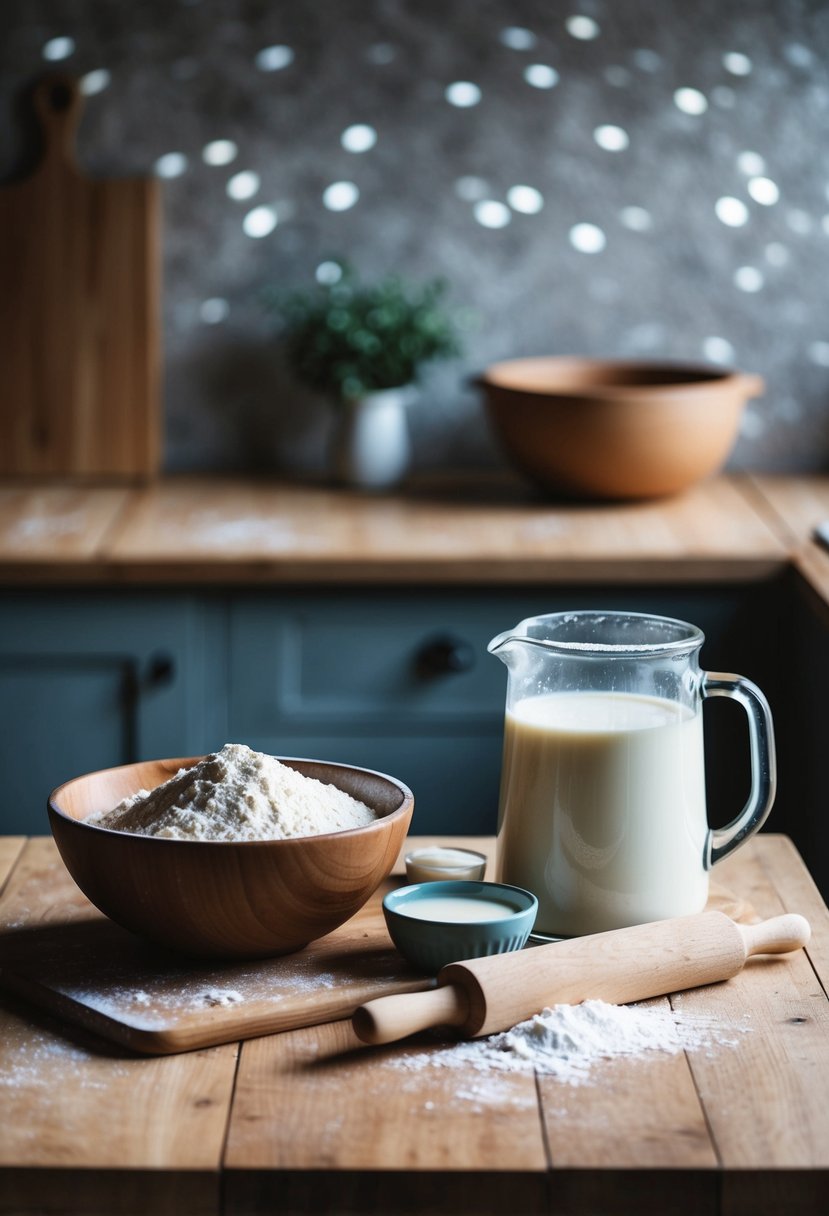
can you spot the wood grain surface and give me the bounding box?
[0,838,24,891]
[0,836,431,1055]
[0,835,752,1058]
[748,475,829,613]
[1,834,827,1216]
[0,483,130,563]
[0,75,160,480]
[748,475,829,541]
[0,473,789,585]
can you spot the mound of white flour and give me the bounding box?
[390,998,748,1087]
[90,743,377,841]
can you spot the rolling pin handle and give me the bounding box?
[352,983,468,1046]
[738,913,811,957]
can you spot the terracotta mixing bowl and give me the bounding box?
[480,357,764,500]
[48,756,414,959]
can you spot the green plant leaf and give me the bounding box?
[263,261,464,400]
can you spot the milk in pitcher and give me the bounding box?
[495,690,709,936]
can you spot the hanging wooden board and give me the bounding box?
[0,74,161,479]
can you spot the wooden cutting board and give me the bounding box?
[0,837,755,1056]
[0,74,161,479]
[0,868,433,1056]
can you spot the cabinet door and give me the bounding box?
[0,593,206,834]
[240,731,506,836]
[228,592,510,733]
[228,590,528,833]
[227,586,775,836]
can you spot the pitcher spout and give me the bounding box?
[487,631,523,663]
[487,629,553,668]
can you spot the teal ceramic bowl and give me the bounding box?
[383,879,538,973]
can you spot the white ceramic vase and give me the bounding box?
[331,386,415,490]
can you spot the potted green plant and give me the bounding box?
[265,262,461,489]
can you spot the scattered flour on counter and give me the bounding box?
[189,513,311,552]
[8,511,86,546]
[200,987,244,1007]
[0,1030,128,1091]
[88,743,377,841]
[389,999,750,1088]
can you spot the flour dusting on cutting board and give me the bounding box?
[50,954,345,1031]
[131,985,243,1009]
[89,743,376,841]
[389,998,751,1089]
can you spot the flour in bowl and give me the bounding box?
[90,744,377,841]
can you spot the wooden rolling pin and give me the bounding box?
[353,910,810,1045]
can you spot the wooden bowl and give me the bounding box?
[480,357,764,500]
[48,756,414,959]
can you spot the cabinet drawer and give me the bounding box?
[228,594,514,733]
[228,587,760,736]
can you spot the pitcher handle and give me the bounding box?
[701,672,776,868]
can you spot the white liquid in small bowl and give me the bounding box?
[395,895,516,922]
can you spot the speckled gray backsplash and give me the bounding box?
[2,0,828,475]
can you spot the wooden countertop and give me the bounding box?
[746,475,829,611]
[0,473,795,586]
[1,832,828,1216]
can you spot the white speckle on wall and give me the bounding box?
[154,152,188,178]
[322,181,360,211]
[203,140,238,166]
[570,223,606,253]
[242,205,278,237]
[523,63,559,89]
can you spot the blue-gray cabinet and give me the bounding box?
[223,586,774,837]
[0,592,211,835]
[0,583,778,840]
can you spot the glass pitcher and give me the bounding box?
[488,610,775,937]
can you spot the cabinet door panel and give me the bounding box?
[231,586,775,839]
[0,594,207,834]
[0,657,131,833]
[229,598,508,731]
[229,588,765,732]
[242,732,504,836]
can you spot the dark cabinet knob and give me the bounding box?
[144,652,176,688]
[414,635,476,678]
